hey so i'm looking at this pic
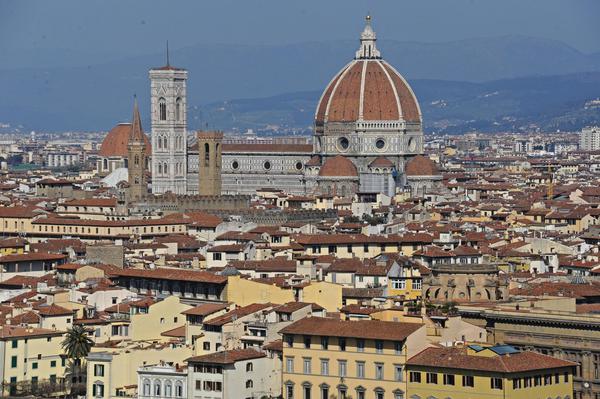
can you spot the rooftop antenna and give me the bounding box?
[166,40,170,66]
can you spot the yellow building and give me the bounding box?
[280,317,428,399]
[0,325,67,396]
[0,237,27,255]
[225,276,343,313]
[130,295,192,341]
[406,345,575,399]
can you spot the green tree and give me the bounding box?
[61,325,93,396]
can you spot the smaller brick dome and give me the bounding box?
[319,155,358,177]
[99,123,151,158]
[405,155,439,176]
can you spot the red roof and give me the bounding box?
[319,156,358,177]
[279,317,423,341]
[316,59,420,124]
[0,252,66,263]
[407,346,576,373]
[186,348,265,364]
[405,155,440,176]
[99,123,151,158]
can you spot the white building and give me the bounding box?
[137,363,187,399]
[46,151,81,168]
[580,126,600,150]
[186,348,280,399]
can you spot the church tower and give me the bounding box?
[127,97,148,202]
[149,55,188,195]
[197,131,223,196]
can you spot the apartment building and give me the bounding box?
[186,348,280,399]
[280,317,428,399]
[0,326,67,396]
[406,345,575,399]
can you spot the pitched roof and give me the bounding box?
[109,267,227,284]
[181,302,229,316]
[186,348,266,364]
[407,346,576,373]
[0,325,63,339]
[279,317,423,341]
[203,303,272,326]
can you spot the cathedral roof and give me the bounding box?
[369,156,394,168]
[315,16,421,126]
[319,155,358,177]
[99,123,151,158]
[405,155,440,177]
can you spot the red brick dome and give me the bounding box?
[405,155,440,176]
[315,59,421,126]
[319,155,358,177]
[99,123,151,157]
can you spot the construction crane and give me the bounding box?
[546,164,553,200]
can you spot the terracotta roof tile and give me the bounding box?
[319,155,358,177]
[186,348,266,364]
[407,346,576,373]
[279,317,422,341]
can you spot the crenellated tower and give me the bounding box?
[197,131,223,196]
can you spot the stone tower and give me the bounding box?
[197,131,223,196]
[149,59,188,195]
[127,97,148,202]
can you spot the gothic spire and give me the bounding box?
[130,95,144,142]
[355,14,381,60]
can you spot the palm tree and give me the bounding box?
[61,325,94,396]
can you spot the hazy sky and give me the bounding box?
[1,0,600,66]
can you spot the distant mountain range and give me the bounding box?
[200,72,600,134]
[0,36,599,132]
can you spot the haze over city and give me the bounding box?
[0,2,599,399]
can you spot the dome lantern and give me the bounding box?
[355,14,381,60]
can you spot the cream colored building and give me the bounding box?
[0,326,67,397]
[280,317,428,399]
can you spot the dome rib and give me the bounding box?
[323,61,355,124]
[381,61,422,123]
[378,60,403,120]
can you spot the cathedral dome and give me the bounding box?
[315,16,421,128]
[99,123,151,158]
[405,155,440,177]
[319,155,358,177]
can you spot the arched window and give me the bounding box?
[246,380,253,388]
[158,163,162,175]
[134,155,139,165]
[246,362,253,372]
[175,381,183,397]
[163,136,168,149]
[204,143,210,166]
[159,97,167,121]
[143,380,150,396]
[103,158,108,170]
[175,97,182,121]
[157,136,162,149]
[154,381,161,396]
[164,162,168,175]
[164,381,172,396]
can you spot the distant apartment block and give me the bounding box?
[579,126,600,150]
